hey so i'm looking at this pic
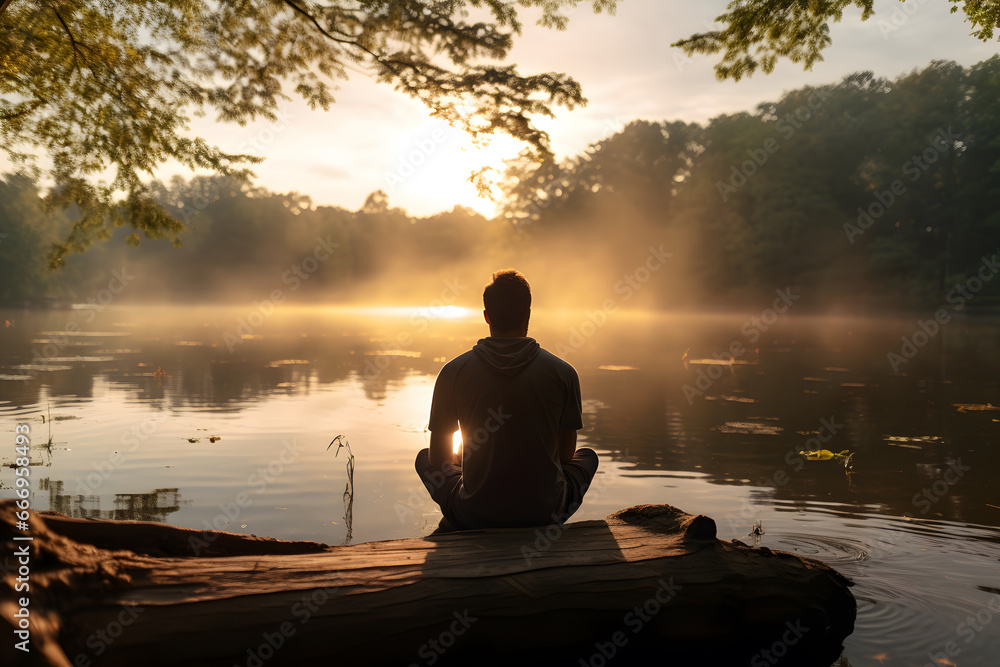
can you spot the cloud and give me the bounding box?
[308,164,352,181]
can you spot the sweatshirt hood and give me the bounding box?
[473,337,540,376]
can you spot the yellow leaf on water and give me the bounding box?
[802,449,851,461]
[953,402,1000,412]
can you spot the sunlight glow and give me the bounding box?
[428,305,474,319]
[360,305,476,319]
[386,119,525,217]
[452,429,463,455]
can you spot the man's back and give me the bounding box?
[428,336,582,527]
[415,268,597,531]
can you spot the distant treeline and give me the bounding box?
[3,57,999,311]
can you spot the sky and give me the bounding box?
[30,0,1000,218]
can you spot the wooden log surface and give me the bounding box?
[0,500,855,666]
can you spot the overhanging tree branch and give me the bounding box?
[281,0,405,79]
[674,1,1000,81]
[282,0,353,47]
[0,1,616,268]
[50,5,83,74]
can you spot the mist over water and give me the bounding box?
[1,302,999,665]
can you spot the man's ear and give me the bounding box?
[483,309,491,325]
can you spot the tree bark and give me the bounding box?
[0,501,855,666]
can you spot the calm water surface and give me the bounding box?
[1,304,998,666]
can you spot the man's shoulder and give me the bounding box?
[445,349,476,365]
[535,346,579,378]
[437,349,476,376]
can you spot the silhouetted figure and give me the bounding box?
[415,269,599,529]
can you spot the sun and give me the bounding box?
[388,120,525,218]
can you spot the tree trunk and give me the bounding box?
[0,501,855,666]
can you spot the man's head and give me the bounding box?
[483,269,531,337]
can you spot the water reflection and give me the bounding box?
[0,308,475,408]
[39,477,184,522]
[328,435,355,544]
[2,305,999,665]
[1,306,998,529]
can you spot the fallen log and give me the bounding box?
[0,501,855,666]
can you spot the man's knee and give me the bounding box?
[415,448,444,486]
[414,447,430,474]
[574,448,599,477]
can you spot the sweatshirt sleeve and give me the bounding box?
[428,362,459,432]
[560,365,584,431]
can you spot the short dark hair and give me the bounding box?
[483,269,531,332]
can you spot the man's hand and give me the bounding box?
[558,428,577,464]
[429,427,459,468]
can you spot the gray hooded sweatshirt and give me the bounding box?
[428,336,583,528]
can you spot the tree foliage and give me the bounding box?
[5,0,1000,274]
[499,57,1000,308]
[674,1,1000,81]
[0,0,616,268]
[3,59,1000,309]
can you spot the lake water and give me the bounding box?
[1,304,999,666]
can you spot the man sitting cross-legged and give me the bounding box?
[414,268,599,530]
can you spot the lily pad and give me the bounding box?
[801,449,851,461]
